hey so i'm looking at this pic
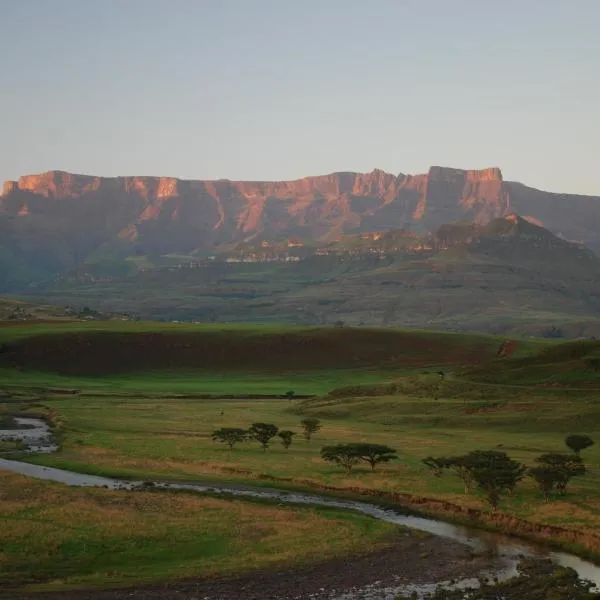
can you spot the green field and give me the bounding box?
[3,321,600,592]
[0,367,398,396]
[9,380,600,540]
[0,321,536,395]
[0,470,396,591]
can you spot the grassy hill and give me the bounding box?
[13,216,600,338]
[3,320,600,394]
[465,339,600,387]
[0,297,74,321]
[0,322,522,395]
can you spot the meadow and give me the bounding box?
[0,470,396,591]
[0,320,526,395]
[3,321,600,592]
[10,379,600,538]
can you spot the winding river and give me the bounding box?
[1,417,599,599]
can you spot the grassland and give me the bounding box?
[8,378,600,544]
[0,471,396,591]
[0,321,530,395]
[0,367,395,396]
[3,321,600,591]
[17,238,600,337]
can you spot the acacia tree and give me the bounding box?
[535,453,585,495]
[354,443,397,471]
[248,423,279,452]
[300,417,321,441]
[565,434,594,456]
[321,444,361,472]
[278,430,296,449]
[211,427,247,450]
[469,451,526,510]
[426,451,525,500]
[443,455,477,494]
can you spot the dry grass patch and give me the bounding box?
[0,471,396,591]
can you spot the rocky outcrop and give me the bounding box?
[1,166,599,287]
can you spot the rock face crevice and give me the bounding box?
[1,166,599,279]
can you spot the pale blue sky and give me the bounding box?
[1,0,599,194]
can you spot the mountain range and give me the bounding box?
[2,166,600,288]
[2,166,600,337]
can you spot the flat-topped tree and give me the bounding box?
[248,423,279,452]
[427,450,525,501]
[211,428,247,450]
[300,417,321,441]
[321,444,361,473]
[565,434,594,456]
[354,443,397,471]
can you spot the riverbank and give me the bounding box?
[17,398,600,565]
[280,478,600,562]
[3,417,600,598]
[0,468,408,597]
[4,532,489,600]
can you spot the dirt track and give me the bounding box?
[6,534,490,600]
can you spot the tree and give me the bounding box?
[535,453,585,495]
[211,427,247,450]
[284,390,296,400]
[469,451,526,510]
[248,422,279,451]
[278,430,296,449]
[321,444,361,472]
[565,434,594,456]
[354,443,397,471]
[442,455,477,494]
[428,451,525,504]
[527,466,563,501]
[300,417,321,441]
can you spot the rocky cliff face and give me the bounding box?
[1,166,599,286]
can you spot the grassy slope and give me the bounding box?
[18,248,600,337]
[0,322,532,395]
[0,297,71,321]
[0,471,395,591]
[465,339,600,387]
[4,322,600,578]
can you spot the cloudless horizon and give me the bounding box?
[1,0,599,195]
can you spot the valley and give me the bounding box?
[4,3,600,597]
[2,323,600,597]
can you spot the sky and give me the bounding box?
[0,0,599,194]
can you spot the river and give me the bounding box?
[1,417,599,599]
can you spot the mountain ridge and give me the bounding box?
[1,165,600,292]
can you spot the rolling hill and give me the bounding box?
[14,214,600,337]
